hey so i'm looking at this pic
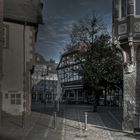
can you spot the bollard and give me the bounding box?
[84,112,87,131]
[54,112,56,129]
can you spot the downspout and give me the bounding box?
[0,0,3,125]
[22,19,27,127]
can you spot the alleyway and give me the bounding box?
[0,103,139,140]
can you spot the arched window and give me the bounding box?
[136,0,140,15]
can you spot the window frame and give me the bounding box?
[135,0,140,16]
[11,93,21,105]
[118,0,127,19]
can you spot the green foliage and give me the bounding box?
[65,13,123,110]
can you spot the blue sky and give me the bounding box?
[36,0,112,63]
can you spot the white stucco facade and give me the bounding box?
[2,22,35,115]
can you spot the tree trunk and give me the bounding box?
[104,88,107,106]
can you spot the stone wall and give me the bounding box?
[136,46,140,110]
[123,70,136,131]
[112,0,140,131]
[121,43,140,131]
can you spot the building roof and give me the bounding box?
[57,42,88,70]
[4,0,43,25]
[34,53,58,74]
[35,53,47,64]
[47,62,58,74]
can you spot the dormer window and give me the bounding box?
[136,0,140,15]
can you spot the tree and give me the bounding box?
[65,13,123,111]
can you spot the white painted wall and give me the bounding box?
[2,22,35,115]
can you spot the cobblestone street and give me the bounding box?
[0,103,140,140]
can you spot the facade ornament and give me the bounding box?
[124,62,136,74]
[113,39,127,63]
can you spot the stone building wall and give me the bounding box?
[113,0,140,131]
[123,70,136,131]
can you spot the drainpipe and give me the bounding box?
[0,0,3,125]
[22,19,27,127]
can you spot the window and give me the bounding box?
[69,92,74,97]
[121,0,127,17]
[118,0,127,18]
[11,94,16,104]
[3,25,9,48]
[78,92,82,97]
[5,93,8,99]
[136,0,140,15]
[11,93,21,105]
[16,94,21,105]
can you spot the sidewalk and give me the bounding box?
[59,112,113,140]
[0,102,64,140]
[0,105,140,140]
[0,112,51,140]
